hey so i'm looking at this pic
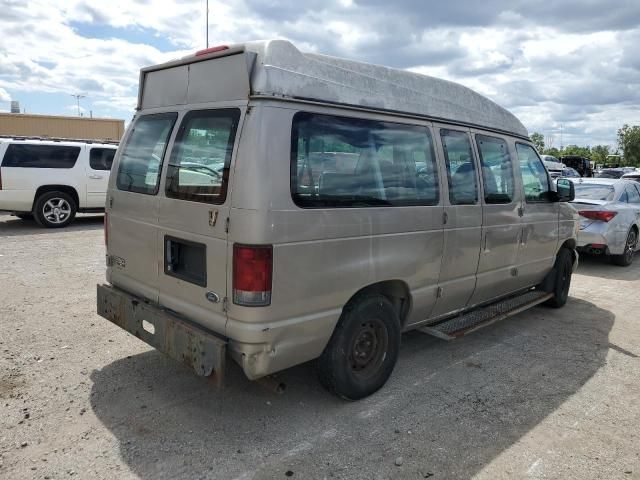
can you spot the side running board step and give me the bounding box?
[418,290,553,341]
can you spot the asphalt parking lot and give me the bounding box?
[0,213,639,480]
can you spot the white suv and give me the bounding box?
[0,137,117,227]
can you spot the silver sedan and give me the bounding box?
[570,178,640,266]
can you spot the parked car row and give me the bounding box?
[569,177,640,266]
[0,137,117,227]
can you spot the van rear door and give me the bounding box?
[107,49,254,329]
[107,113,178,303]
[156,108,243,335]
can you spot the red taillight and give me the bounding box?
[578,210,617,222]
[195,45,229,56]
[104,212,108,247]
[233,244,273,306]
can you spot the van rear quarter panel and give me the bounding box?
[226,103,444,359]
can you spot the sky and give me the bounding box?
[0,0,639,149]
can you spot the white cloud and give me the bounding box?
[0,0,638,146]
[0,87,10,102]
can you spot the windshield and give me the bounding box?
[116,113,178,195]
[573,183,615,201]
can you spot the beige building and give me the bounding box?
[0,113,125,142]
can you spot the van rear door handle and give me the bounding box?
[89,174,103,179]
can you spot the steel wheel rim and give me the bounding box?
[350,318,388,378]
[625,230,637,263]
[43,198,71,224]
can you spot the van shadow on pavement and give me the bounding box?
[0,214,103,237]
[90,297,613,479]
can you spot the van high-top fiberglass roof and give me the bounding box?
[139,39,529,138]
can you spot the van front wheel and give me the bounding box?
[545,248,573,308]
[317,294,400,400]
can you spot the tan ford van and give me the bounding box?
[97,40,578,400]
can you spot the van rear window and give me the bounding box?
[2,144,80,168]
[291,112,439,208]
[116,113,177,195]
[165,109,240,204]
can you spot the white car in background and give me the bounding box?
[621,170,640,183]
[570,178,640,266]
[541,155,565,178]
[0,137,117,227]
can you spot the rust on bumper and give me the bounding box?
[96,284,226,386]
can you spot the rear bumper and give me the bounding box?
[0,190,34,212]
[96,283,226,385]
[577,227,623,255]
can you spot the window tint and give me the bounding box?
[626,185,640,204]
[166,109,240,204]
[516,143,551,202]
[440,129,477,205]
[2,144,80,168]
[89,148,116,171]
[476,135,515,204]
[619,189,629,203]
[291,113,439,208]
[116,113,177,195]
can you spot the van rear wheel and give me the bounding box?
[317,294,400,400]
[34,191,77,228]
[545,248,573,308]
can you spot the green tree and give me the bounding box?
[561,145,591,158]
[617,124,640,166]
[590,145,611,164]
[543,147,561,158]
[530,132,545,153]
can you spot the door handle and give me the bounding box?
[89,174,103,179]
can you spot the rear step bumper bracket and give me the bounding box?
[96,284,227,386]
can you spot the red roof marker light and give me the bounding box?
[195,45,229,56]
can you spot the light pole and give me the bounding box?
[70,93,86,116]
[206,0,209,48]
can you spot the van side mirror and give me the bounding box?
[555,178,575,202]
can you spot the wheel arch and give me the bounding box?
[32,185,80,212]
[343,279,412,328]
[559,238,578,268]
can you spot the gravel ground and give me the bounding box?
[0,213,639,480]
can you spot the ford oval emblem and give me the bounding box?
[205,291,220,303]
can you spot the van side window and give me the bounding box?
[116,113,177,195]
[516,143,552,202]
[166,109,240,204]
[440,129,478,205]
[2,144,80,169]
[89,148,116,171]
[475,135,515,204]
[291,112,439,208]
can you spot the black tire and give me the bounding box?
[15,213,34,220]
[610,228,638,267]
[33,191,77,228]
[545,248,573,308]
[317,294,401,400]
